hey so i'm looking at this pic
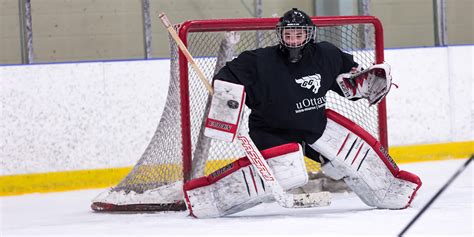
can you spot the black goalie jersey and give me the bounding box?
[214,41,358,149]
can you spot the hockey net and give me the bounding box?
[91,16,387,212]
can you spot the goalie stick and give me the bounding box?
[159,13,330,209]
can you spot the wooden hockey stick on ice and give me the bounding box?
[159,13,330,208]
[159,14,214,94]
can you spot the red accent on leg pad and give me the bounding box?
[184,142,300,190]
[326,109,399,175]
[183,142,301,217]
[396,170,422,209]
[397,170,422,186]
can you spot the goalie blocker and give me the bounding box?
[204,79,245,142]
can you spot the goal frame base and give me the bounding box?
[91,202,187,212]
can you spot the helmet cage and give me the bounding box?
[276,25,315,48]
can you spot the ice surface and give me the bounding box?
[1,159,472,236]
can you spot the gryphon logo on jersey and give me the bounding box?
[295,74,322,94]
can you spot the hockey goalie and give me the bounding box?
[184,8,422,218]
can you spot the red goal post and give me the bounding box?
[177,16,387,180]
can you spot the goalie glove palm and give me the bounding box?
[336,62,393,105]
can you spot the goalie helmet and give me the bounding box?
[276,8,316,63]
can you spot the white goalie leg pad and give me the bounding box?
[184,143,308,218]
[309,109,422,209]
[184,161,272,218]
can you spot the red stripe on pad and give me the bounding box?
[337,133,351,156]
[248,167,259,194]
[351,143,364,165]
[326,109,399,175]
[184,142,300,191]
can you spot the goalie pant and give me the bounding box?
[184,143,308,218]
[310,109,422,209]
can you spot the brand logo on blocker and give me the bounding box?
[295,96,326,114]
[295,74,322,94]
